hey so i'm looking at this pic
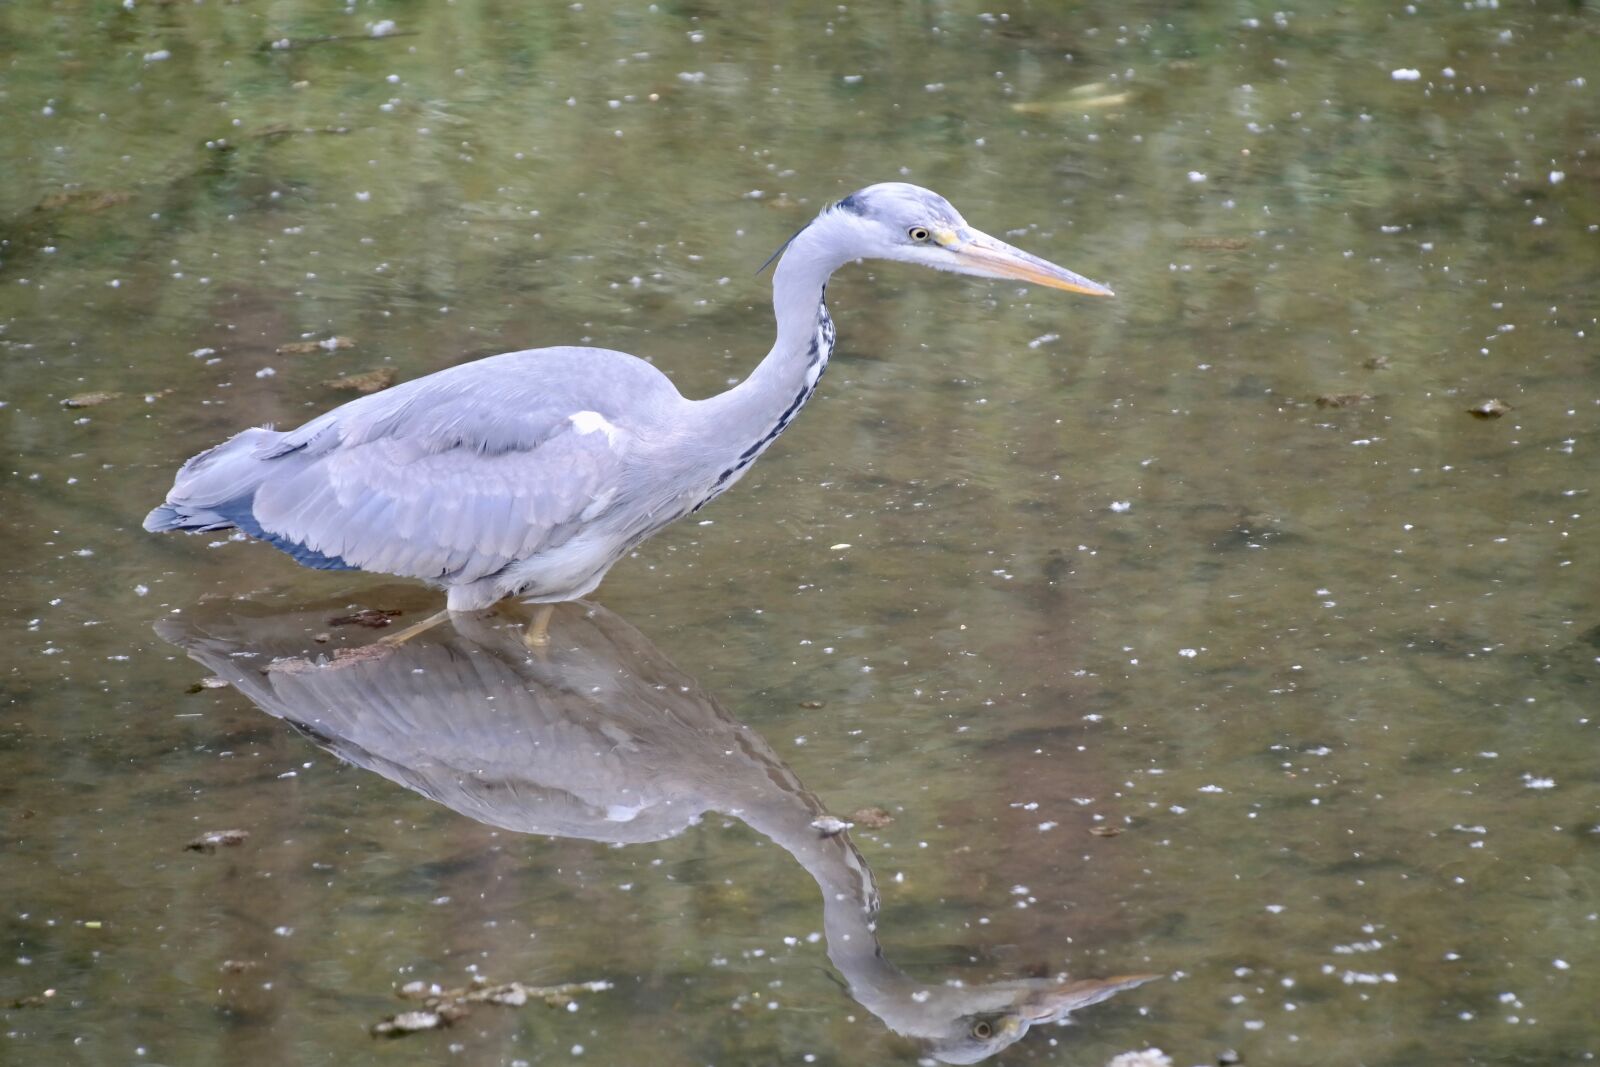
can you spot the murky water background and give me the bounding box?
[4,1,1597,1064]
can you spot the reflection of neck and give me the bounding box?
[728,789,943,1032]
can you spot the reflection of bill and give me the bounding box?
[159,598,1159,1063]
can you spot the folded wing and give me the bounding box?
[249,410,627,582]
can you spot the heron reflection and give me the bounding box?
[158,599,1156,1063]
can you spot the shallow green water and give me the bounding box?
[3,1,1598,1064]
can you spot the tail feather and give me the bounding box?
[145,503,198,532]
[144,426,283,534]
[145,426,359,572]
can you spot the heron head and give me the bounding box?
[824,182,1113,297]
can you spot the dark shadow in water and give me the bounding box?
[157,598,1158,1064]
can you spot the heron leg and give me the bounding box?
[523,603,556,648]
[378,608,451,647]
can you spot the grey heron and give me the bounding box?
[159,595,1157,1062]
[145,183,1111,642]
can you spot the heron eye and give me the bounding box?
[909,226,931,242]
[971,1021,993,1039]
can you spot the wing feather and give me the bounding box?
[252,413,629,584]
[156,347,681,582]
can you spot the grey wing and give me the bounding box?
[251,406,629,583]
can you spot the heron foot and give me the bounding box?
[523,604,556,649]
[378,608,451,647]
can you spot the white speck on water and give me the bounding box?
[1550,170,1566,185]
[570,1045,584,1056]
[1198,784,1224,793]
[1169,805,1187,814]
[1338,970,1396,985]
[143,49,171,62]
[1265,904,1285,914]
[273,926,294,937]
[1333,940,1383,954]
[1522,774,1556,790]
[1187,171,1207,182]
[842,74,863,84]
[1178,648,1198,658]
[255,367,276,378]
[1106,1050,1173,1067]
[1027,332,1060,349]
[368,19,398,36]
[134,584,149,596]
[676,71,706,83]
[1391,68,1421,81]
[1110,500,1132,513]
[829,543,851,550]
[355,190,371,201]
[1553,959,1570,970]
[1037,821,1058,832]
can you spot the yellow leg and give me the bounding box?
[378,608,451,647]
[524,603,556,648]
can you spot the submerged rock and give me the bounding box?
[371,978,612,1038]
[185,829,249,852]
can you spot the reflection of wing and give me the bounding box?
[268,642,703,842]
[155,598,762,843]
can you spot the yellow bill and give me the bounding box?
[938,228,1114,297]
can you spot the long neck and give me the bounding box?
[690,216,848,483]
